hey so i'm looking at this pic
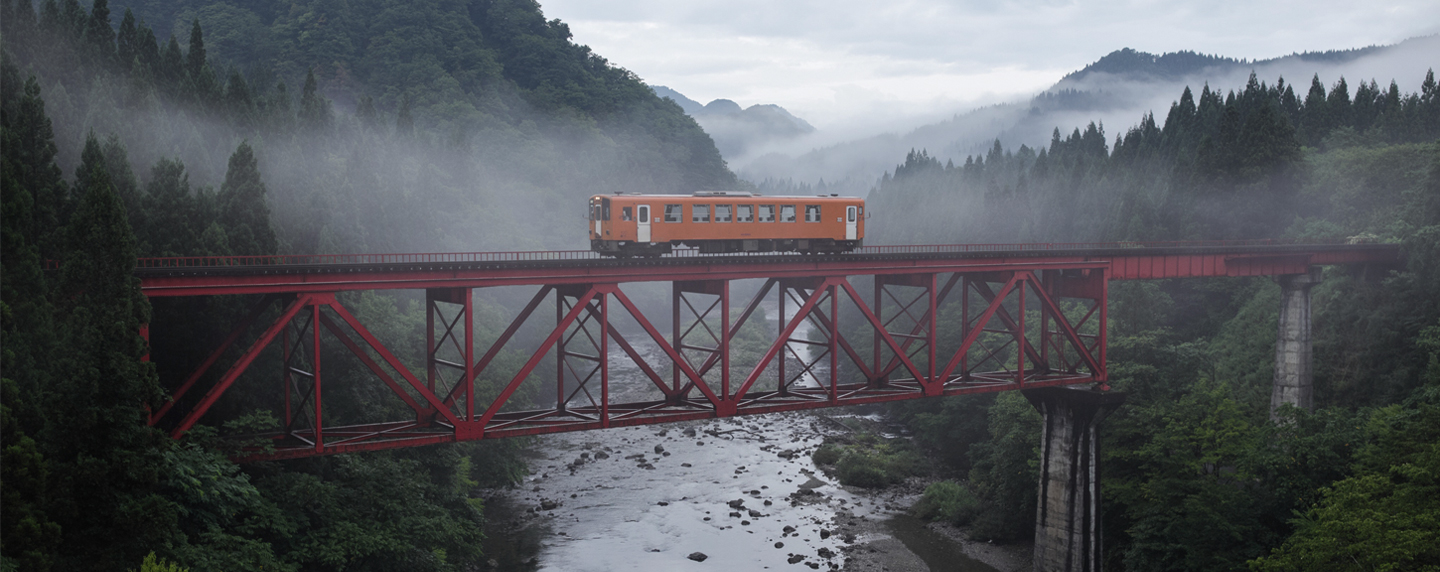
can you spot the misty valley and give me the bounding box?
[2,1,1439,572]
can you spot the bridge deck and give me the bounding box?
[135,242,1403,297]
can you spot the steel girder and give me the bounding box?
[147,265,1108,461]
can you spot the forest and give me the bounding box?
[2,0,1438,571]
[862,67,1440,570]
[1,0,734,570]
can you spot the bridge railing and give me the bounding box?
[113,238,1351,269]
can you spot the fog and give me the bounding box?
[721,35,1440,196]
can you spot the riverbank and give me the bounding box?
[480,409,1031,571]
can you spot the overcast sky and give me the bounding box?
[540,0,1440,131]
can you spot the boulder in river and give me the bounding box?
[654,444,665,454]
[687,551,707,562]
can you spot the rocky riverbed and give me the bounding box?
[481,410,1031,572]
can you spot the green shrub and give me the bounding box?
[812,443,843,466]
[913,481,982,525]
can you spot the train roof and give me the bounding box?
[590,192,862,200]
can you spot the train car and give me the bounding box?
[589,191,865,256]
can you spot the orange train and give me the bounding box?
[589,191,865,257]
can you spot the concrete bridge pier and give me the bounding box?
[1023,387,1126,572]
[1271,267,1322,418]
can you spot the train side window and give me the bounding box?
[805,205,820,222]
[664,204,682,223]
[601,198,611,221]
[758,205,775,222]
[715,204,732,222]
[846,207,855,222]
[737,205,753,222]
[622,207,633,221]
[780,205,796,223]
[692,204,710,223]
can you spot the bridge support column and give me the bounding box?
[1271,267,1321,418]
[1023,387,1124,572]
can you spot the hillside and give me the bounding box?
[739,35,1440,194]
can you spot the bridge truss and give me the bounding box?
[140,242,1399,461]
[146,263,1110,461]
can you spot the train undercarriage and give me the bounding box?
[591,238,863,257]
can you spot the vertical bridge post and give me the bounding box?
[1272,267,1321,418]
[1023,387,1125,572]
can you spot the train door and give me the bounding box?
[637,205,652,242]
[845,205,858,240]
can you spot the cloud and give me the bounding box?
[541,0,1439,132]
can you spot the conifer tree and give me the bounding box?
[185,19,205,82]
[297,68,332,131]
[160,36,183,91]
[115,8,136,73]
[217,141,277,255]
[82,0,113,67]
[1300,74,1329,145]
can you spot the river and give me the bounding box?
[479,301,1024,572]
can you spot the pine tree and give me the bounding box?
[297,68,332,131]
[115,8,137,73]
[1300,74,1329,145]
[217,141,277,255]
[185,19,205,82]
[82,0,114,67]
[160,36,183,92]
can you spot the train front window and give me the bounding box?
[622,207,633,221]
[737,205,753,222]
[664,204,682,222]
[805,205,820,222]
[758,205,775,222]
[692,204,710,223]
[715,204,732,222]
[780,205,796,223]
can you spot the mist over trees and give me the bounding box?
[869,70,1440,570]
[3,0,1438,571]
[1,0,728,569]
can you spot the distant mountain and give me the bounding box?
[651,86,815,159]
[740,35,1440,195]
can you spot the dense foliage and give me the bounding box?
[881,70,1440,571]
[1,0,736,570]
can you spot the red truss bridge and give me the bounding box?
[138,241,1401,461]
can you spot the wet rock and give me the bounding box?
[657,501,669,506]
[697,441,705,446]
[777,449,798,459]
[680,462,692,468]
[570,493,577,498]
[729,511,742,518]
[654,444,665,454]
[594,451,609,460]
[658,429,669,437]
[806,562,819,569]
[797,477,826,491]
[774,542,784,549]
[540,499,560,511]
[727,499,746,509]
[783,525,796,534]
[817,547,835,559]
[764,500,773,506]
[683,427,697,437]
[625,453,646,460]
[580,452,590,459]
[747,509,762,518]
[639,463,656,470]
[662,451,671,457]
[819,529,831,539]
[787,554,805,564]
[741,520,751,526]
[687,552,707,562]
